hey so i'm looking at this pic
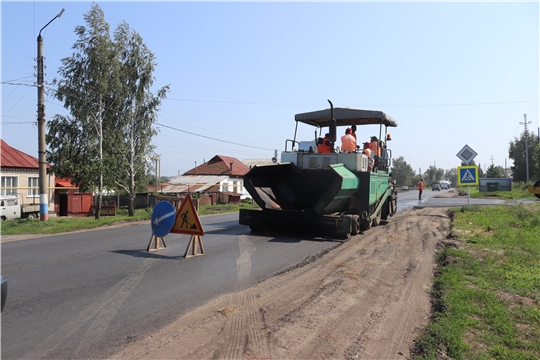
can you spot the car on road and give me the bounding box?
[432,183,441,191]
[441,183,450,190]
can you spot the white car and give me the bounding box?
[441,183,450,190]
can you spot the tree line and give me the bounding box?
[46,3,169,218]
[391,131,540,188]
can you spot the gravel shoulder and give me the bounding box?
[109,207,451,359]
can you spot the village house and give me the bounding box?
[161,155,251,205]
[0,139,92,217]
[1,139,55,210]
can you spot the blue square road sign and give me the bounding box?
[457,166,478,186]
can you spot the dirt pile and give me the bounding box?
[110,207,451,360]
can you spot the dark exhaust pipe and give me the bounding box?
[327,99,336,152]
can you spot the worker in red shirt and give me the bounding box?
[418,178,425,200]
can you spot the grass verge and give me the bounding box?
[0,201,260,236]
[464,181,537,200]
[412,203,540,359]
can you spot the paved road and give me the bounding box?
[395,187,451,211]
[3,190,533,359]
[398,188,537,209]
[1,213,342,359]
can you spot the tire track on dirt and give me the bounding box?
[269,226,406,359]
[360,210,448,358]
[219,235,273,360]
[108,207,450,360]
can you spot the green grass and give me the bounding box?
[198,200,259,215]
[0,208,153,236]
[413,203,540,360]
[462,181,538,200]
[0,201,260,236]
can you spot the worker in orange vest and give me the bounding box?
[369,136,381,169]
[362,142,372,171]
[418,178,425,200]
[317,133,332,153]
[369,136,381,156]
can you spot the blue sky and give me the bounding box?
[2,1,539,178]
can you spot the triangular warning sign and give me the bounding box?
[170,194,204,235]
[462,169,475,181]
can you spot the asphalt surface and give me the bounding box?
[1,213,342,359]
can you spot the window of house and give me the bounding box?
[222,182,229,192]
[1,176,18,196]
[28,177,39,197]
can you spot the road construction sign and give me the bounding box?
[170,194,204,235]
[151,201,176,237]
[457,166,479,186]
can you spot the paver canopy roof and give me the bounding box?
[294,107,398,128]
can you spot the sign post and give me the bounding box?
[457,166,479,206]
[456,145,479,207]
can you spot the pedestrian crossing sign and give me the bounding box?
[457,166,479,186]
[170,194,204,235]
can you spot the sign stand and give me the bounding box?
[184,234,205,258]
[147,234,167,251]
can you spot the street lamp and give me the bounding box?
[37,8,64,221]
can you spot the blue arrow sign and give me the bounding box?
[151,201,176,237]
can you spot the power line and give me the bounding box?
[155,122,275,151]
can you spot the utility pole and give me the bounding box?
[37,8,65,221]
[489,155,494,166]
[520,114,531,182]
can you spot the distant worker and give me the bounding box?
[317,133,332,154]
[341,128,356,153]
[418,178,424,200]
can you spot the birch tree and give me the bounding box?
[110,21,169,216]
[47,3,168,218]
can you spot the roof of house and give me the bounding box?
[161,175,228,193]
[183,155,250,177]
[0,139,45,169]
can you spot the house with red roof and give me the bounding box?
[1,139,92,217]
[0,139,55,210]
[161,155,251,204]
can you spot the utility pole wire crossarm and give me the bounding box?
[37,8,65,221]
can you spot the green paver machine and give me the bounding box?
[239,100,398,239]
